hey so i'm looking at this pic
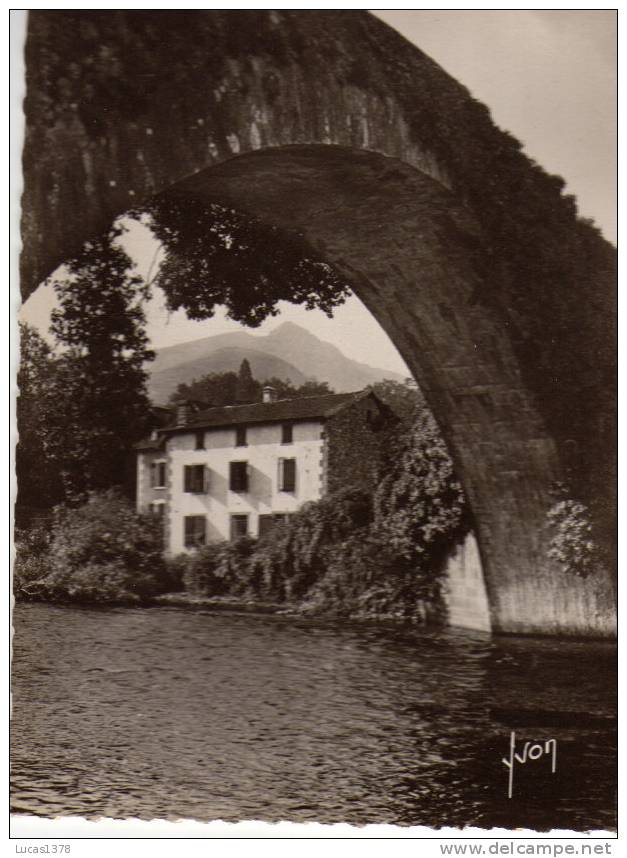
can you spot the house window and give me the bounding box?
[195,430,205,450]
[150,501,165,518]
[235,425,247,447]
[184,464,207,493]
[278,458,296,492]
[281,423,293,444]
[184,515,206,548]
[150,461,166,488]
[230,514,249,540]
[229,461,249,492]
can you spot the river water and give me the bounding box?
[11,603,616,830]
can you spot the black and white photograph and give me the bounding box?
[10,7,617,839]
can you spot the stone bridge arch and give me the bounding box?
[20,11,616,636]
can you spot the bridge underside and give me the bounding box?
[20,11,616,636]
[158,145,614,636]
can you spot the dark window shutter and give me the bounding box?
[281,458,296,492]
[281,423,293,444]
[152,462,166,488]
[230,461,248,492]
[184,515,206,547]
[184,516,193,547]
[193,465,204,492]
[185,465,208,493]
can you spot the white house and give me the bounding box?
[135,387,390,554]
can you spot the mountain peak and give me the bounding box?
[147,320,406,404]
[269,321,316,338]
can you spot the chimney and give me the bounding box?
[262,385,277,404]
[176,400,193,425]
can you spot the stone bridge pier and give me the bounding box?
[20,10,616,636]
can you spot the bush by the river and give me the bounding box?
[175,478,463,624]
[546,486,603,579]
[14,489,178,604]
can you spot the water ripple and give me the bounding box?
[11,603,616,828]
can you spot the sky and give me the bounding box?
[19,10,617,376]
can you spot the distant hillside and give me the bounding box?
[147,321,406,404]
[148,347,307,404]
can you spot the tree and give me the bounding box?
[169,369,335,408]
[16,323,64,511]
[41,224,154,500]
[368,378,425,427]
[235,358,258,404]
[171,370,240,408]
[137,196,351,327]
[264,377,333,400]
[374,408,470,571]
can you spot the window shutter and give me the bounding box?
[184,515,206,547]
[230,461,248,492]
[184,465,192,492]
[279,458,296,492]
[284,458,296,491]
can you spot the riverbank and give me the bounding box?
[152,592,283,614]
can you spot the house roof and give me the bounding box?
[134,435,167,452]
[170,390,374,432]
[135,390,380,449]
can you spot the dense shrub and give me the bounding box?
[547,493,597,579]
[300,531,445,624]
[13,522,52,600]
[248,488,374,601]
[177,536,256,597]
[174,484,450,624]
[374,409,470,572]
[14,490,174,604]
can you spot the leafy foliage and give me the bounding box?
[374,408,469,570]
[547,491,597,579]
[234,358,256,404]
[139,196,351,327]
[21,225,155,503]
[174,468,457,625]
[172,370,240,408]
[368,378,425,427]
[16,324,65,508]
[13,520,53,600]
[177,537,257,597]
[170,365,333,407]
[14,490,176,604]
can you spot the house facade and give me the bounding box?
[136,388,390,554]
